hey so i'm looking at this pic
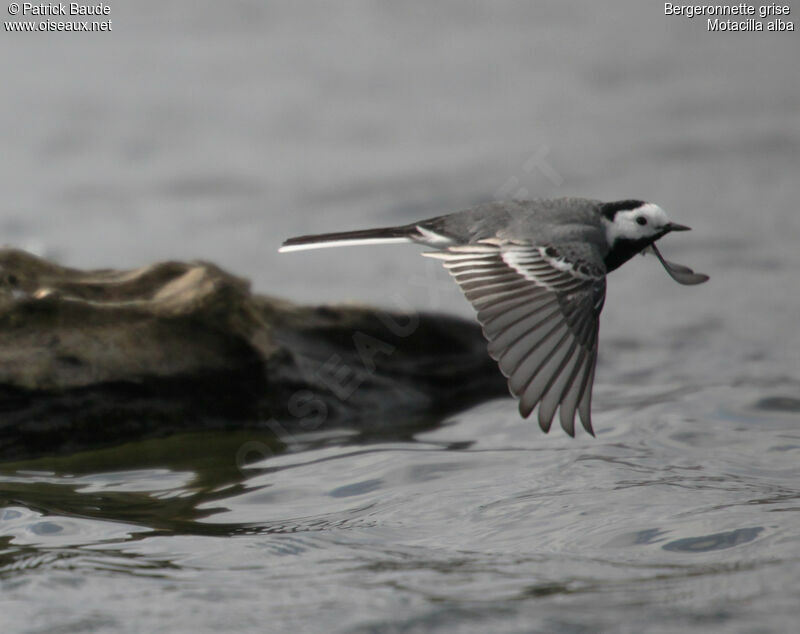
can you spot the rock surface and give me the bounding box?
[0,249,506,459]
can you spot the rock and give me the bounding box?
[0,249,506,460]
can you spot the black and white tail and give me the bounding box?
[279,225,414,253]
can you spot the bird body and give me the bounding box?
[282,199,605,255]
[280,197,708,437]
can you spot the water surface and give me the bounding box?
[1,1,799,632]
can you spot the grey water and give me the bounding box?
[1,1,799,632]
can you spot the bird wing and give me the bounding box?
[424,241,606,436]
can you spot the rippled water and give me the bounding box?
[3,393,800,632]
[2,1,799,632]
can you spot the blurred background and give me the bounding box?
[2,1,798,363]
[1,2,799,633]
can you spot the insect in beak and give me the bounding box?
[648,243,709,285]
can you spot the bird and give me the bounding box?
[279,198,708,437]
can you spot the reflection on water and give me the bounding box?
[754,397,800,413]
[662,527,764,553]
[2,385,800,632]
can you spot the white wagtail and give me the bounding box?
[280,198,708,436]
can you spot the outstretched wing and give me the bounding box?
[425,241,606,436]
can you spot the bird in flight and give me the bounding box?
[280,198,708,437]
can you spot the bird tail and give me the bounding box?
[279,225,413,253]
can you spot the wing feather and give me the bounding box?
[517,325,573,417]
[537,338,581,433]
[481,299,559,339]
[496,309,564,377]
[425,241,605,436]
[578,354,598,435]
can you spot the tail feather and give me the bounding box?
[279,226,413,253]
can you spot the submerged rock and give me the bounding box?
[0,249,505,459]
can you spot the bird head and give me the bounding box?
[599,200,707,284]
[600,200,690,246]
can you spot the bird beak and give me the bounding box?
[665,222,691,232]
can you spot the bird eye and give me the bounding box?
[636,217,648,226]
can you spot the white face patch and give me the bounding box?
[602,203,672,245]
